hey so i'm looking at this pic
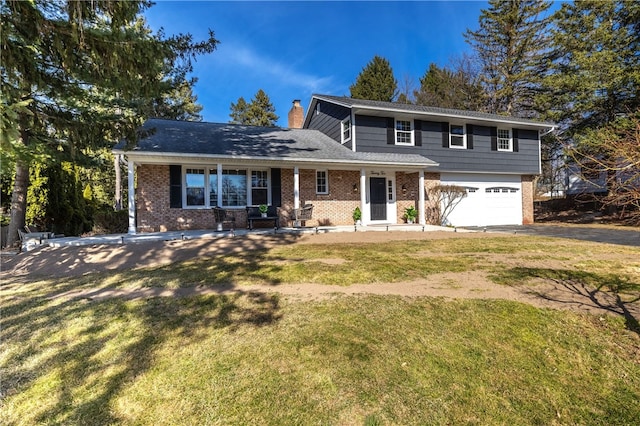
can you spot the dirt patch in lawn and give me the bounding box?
[3,231,639,321]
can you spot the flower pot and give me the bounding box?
[261,213,267,218]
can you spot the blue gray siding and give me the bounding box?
[306,100,351,149]
[352,115,540,174]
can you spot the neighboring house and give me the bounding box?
[114,96,555,233]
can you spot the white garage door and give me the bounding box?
[439,173,523,227]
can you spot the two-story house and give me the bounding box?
[114,95,555,233]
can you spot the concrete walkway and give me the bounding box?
[22,223,462,251]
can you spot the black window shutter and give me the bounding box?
[386,117,395,144]
[490,127,498,151]
[169,165,182,208]
[414,119,422,146]
[512,128,520,152]
[466,124,474,150]
[441,122,449,147]
[271,168,282,207]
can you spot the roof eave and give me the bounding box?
[112,149,438,169]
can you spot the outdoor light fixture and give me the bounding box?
[401,184,407,194]
[353,183,358,193]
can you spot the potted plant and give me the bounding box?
[352,206,362,226]
[259,204,268,218]
[404,205,418,224]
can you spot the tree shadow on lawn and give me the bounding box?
[492,267,640,335]
[1,285,282,424]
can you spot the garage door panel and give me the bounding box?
[440,173,522,226]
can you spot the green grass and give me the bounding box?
[2,235,640,425]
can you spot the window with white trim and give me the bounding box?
[183,166,269,208]
[395,119,413,145]
[208,169,218,206]
[497,128,512,151]
[450,124,465,148]
[316,170,328,194]
[185,168,205,207]
[251,170,268,205]
[341,117,351,143]
[222,170,247,207]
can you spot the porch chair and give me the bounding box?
[292,203,313,228]
[213,207,236,231]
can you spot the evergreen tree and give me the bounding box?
[229,97,249,124]
[0,0,217,245]
[152,79,204,121]
[415,62,485,111]
[349,56,397,102]
[465,0,552,117]
[542,0,640,134]
[229,90,279,127]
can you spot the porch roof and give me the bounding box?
[113,118,438,169]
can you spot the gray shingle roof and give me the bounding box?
[312,94,555,128]
[114,119,437,168]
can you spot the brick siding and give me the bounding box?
[135,164,532,230]
[521,175,535,224]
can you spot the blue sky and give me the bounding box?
[145,1,489,126]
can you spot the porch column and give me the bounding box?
[217,163,223,207]
[127,159,136,234]
[360,168,367,224]
[294,166,300,209]
[418,170,426,225]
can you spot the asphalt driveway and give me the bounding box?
[471,224,640,247]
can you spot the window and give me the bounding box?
[222,170,247,207]
[450,124,465,148]
[396,120,413,145]
[185,168,205,206]
[341,117,351,143]
[497,128,512,151]
[209,169,218,206]
[251,170,268,205]
[387,180,393,201]
[316,170,328,194]
[182,166,268,208]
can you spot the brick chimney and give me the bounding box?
[288,99,304,129]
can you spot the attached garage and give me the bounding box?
[439,173,523,227]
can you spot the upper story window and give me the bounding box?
[396,119,413,145]
[449,124,465,148]
[497,128,512,151]
[341,117,351,143]
[316,170,328,194]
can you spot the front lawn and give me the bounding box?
[2,236,639,425]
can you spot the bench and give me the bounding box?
[246,206,279,230]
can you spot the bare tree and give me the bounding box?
[428,185,467,226]
[396,74,417,104]
[568,114,640,223]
